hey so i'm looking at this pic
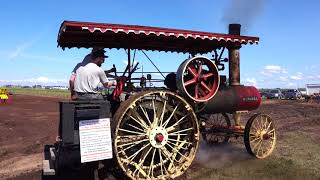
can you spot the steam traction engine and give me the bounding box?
[43,21,276,179]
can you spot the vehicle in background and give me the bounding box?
[283,89,302,100]
[260,91,268,99]
[306,84,320,96]
[300,90,307,98]
[266,89,284,99]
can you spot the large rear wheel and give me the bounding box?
[112,90,199,179]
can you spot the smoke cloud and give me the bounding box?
[222,0,265,34]
[195,141,252,168]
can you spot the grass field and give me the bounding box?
[7,88,69,99]
[186,131,320,180]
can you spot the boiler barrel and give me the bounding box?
[201,86,261,114]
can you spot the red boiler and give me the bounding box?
[200,86,261,114]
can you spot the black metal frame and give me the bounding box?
[59,100,112,146]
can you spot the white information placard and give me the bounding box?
[79,118,113,163]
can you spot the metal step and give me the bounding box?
[42,159,55,176]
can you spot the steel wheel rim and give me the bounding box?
[246,114,276,159]
[202,113,231,144]
[113,91,199,179]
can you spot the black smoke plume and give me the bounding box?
[222,0,265,34]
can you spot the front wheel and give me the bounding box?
[244,113,276,159]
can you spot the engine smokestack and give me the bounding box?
[228,23,241,86]
[229,24,241,35]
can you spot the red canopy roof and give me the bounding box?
[58,21,259,54]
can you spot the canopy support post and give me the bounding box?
[128,48,131,84]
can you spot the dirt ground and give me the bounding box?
[0,95,319,180]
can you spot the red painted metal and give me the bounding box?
[177,57,220,102]
[58,21,259,53]
[201,86,261,113]
[112,79,124,101]
[156,133,164,142]
[234,86,261,111]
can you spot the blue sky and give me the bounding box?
[0,0,319,88]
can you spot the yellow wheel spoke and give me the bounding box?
[128,114,148,130]
[259,115,264,130]
[263,116,268,129]
[147,148,157,178]
[117,138,148,148]
[127,123,145,132]
[159,100,167,126]
[163,105,179,127]
[158,148,166,177]
[250,136,260,143]
[165,114,188,130]
[139,104,152,126]
[128,143,150,161]
[160,147,176,170]
[265,121,272,132]
[168,127,193,134]
[152,99,157,126]
[252,121,259,131]
[117,134,146,139]
[168,133,189,136]
[267,128,275,135]
[166,143,189,160]
[168,138,193,145]
[252,139,262,152]
[133,146,153,177]
[167,141,188,150]
[118,128,146,135]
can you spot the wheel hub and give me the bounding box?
[149,127,168,148]
[262,133,270,140]
[260,130,270,140]
[155,133,164,142]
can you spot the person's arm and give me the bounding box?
[104,81,117,87]
[98,68,116,88]
[69,73,77,99]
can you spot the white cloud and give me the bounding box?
[260,71,273,76]
[122,60,139,65]
[288,82,296,87]
[279,76,289,81]
[305,65,318,71]
[244,78,257,87]
[290,73,303,80]
[264,65,287,73]
[290,76,302,80]
[0,76,67,85]
[260,65,287,76]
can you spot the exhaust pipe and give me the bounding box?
[228,24,241,86]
